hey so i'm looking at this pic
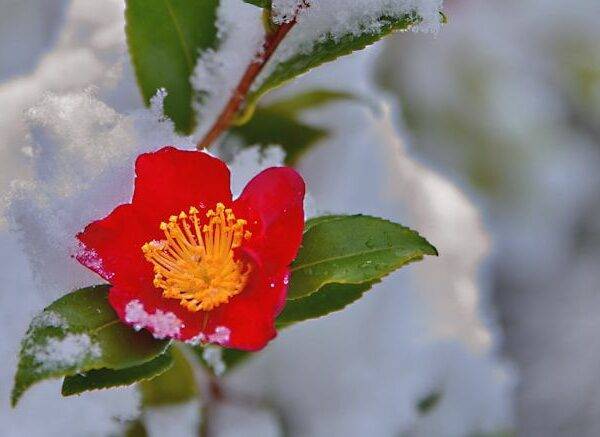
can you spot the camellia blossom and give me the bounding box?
[76,147,305,351]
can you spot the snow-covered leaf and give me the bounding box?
[61,351,174,396]
[125,0,219,134]
[11,285,170,406]
[289,215,438,299]
[138,346,198,406]
[245,13,420,111]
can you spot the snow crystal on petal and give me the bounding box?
[124,300,183,340]
[208,326,231,346]
[75,245,115,280]
[185,332,207,346]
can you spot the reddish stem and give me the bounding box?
[196,17,298,149]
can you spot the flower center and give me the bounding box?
[142,203,252,312]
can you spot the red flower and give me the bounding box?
[76,147,305,351]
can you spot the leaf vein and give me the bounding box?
[163,0,194,70]
[291,245,424,273]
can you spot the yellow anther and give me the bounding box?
[143,203,252,312]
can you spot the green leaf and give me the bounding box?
[230,90,354,165]
[288,215,438,299]
[417,391,442,414]
[61,350,174,396]
[230,108,326,166]
[276,281,378,328]
[125,0,219,134]
[261,89,355,116]
[245,13,421,111]
[304,214,348,231]
[11,285,170,407]
[220,348,255,370]
[139,346,197,406]
[243,0,271,7]
[125,420,148,437]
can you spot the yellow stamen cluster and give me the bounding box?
[142,203,252,312]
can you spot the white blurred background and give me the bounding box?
[0,0,598,436]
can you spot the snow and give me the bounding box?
[207,327,232,346]
[228,145,286,197]
[144,401,201,437]
[207,401,281,437]
[30,333,101,372]
[125,300,183,340]
[271,0,304,24]
[30,311,68,330]
[185,333,207,347]
[8,87,184,296]
[226,145,318,217]
[272,0,442,34]
[202,347,226,377]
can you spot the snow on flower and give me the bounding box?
[208,326,232,346]
[76,147,305,350]
[124,300,183,340]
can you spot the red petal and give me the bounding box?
[132,147,232,227]
[77,147,234,286]
[76,204,156,287]
[234,167,305,274]
[203,265,290,351]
